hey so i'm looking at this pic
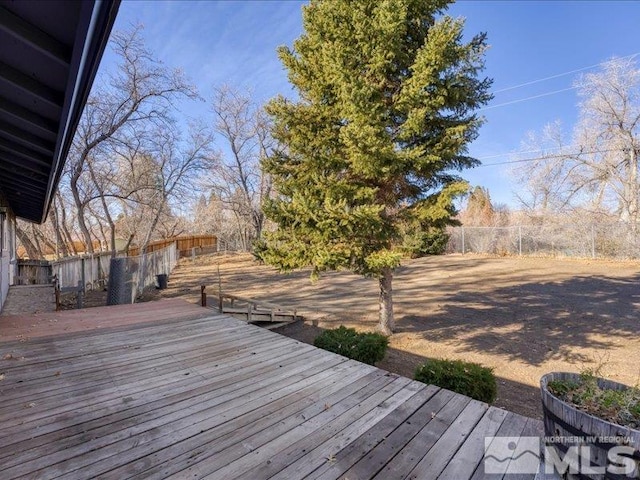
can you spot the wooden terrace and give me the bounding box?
[0,299,543,479]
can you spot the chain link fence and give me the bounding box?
[130,243,178,301]
[447,223,640,259]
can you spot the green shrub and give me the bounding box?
[313,326,388,365]
[401,227,450,258]
[414,358,497,403]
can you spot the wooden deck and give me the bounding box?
[0,299,542,479]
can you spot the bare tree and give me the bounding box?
[15,221,40,259]
[136,125,215,253]
[64,25,198,253]
[54,191,79,255]
[191,193,231,241]
[49,197,69,258]
[512,122,574,214]
[207,86,273,250]
[15,27,217,261]
[513,58,640,229]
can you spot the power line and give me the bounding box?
[477,145,568,160]
[479,87,576,111]
[479,53,640,111]
[492,52,640,94]
[475,147,624,168]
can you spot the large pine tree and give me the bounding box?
[261,0,492,335]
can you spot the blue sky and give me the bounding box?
[104,0,640,207]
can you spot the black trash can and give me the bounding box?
[156,273,168,290]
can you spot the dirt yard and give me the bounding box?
[129,253,640,419]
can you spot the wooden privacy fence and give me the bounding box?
[15,260,52,285]
[128,235,217,257]
[17,243,179,307]
[51,252,112,290]
[16,253,112,290]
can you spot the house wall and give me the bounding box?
[0,192,16,312]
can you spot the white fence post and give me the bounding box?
[80,257,86,293]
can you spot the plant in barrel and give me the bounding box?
[541,369,640,479]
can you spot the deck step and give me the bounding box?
[217,291,300,328]
[223,310,298,324]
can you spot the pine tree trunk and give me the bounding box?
[378,267,395,335]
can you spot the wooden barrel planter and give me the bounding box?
[541,372,640,479]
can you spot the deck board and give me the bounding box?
[371,391,471,479]
[406,399,488,479]
[0,344,323,472]
[308,384,440,480]
[438,407,509,480]
[0,299,542,479]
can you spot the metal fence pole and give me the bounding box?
[76,280,83,309]
[137,253,146,301]
[461,226,465,255]
[518,226,522,256]
[90,254,94,288]
[80,258,86,293]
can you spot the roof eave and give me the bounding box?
[39,0,121,224]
